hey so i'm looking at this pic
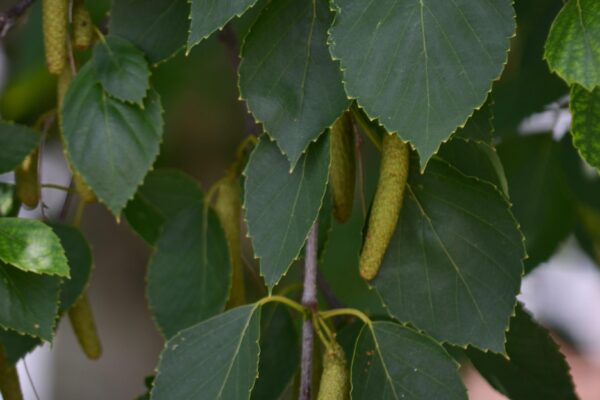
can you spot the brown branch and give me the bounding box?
[0,0,35,37]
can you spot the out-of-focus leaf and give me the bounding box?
[0,122,41,174]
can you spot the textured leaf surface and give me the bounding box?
[329,0,515,169]
[0,183,19,217]
[545,0,600,90]
[124,169,202,245]
[244,135,330,290]
[51,224,92,312]
[109,0,189,64]
[0,261,60,340]
[147,205,230,339]
[497,135,575,271]
[467,304,577,400]
[352,322,466,400]
[0,218,69,277]
[93,35,150,104]
[188,0,260,51]
[570,85,600,171]
[0,122,41,174]
[239,0,347,167]
[152,305,261,400]
[374,159,524,352]
[251,304,299,400]
[62,63,164,216]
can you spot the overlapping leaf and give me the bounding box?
[152,305,261,400]
[93,36,150,104]
[147,205,230,338]
[329,0,515,169]
[62,63,164,216]
[124,169,203,245]
[373,159,524,352]
[0,329,40,363]
[545,0,600,90]
[109,0,189,64]
[0,122,40,174]
[188,0,260,51]
[0,261,60,340]
[0,218,69,277]
[467,304,577,400]
[570,85,600,171]
[240,0,347,168]
[244,135,330,290]
[352,322,467,399]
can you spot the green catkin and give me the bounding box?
[72,0,93,49]
[57,66,97,203]
[15,148,40,209]
[42,0,68,74]
[359,133,409,281]
[69,294,102,359]
[214,174,246,308]
[329,112,356,223]
[0,346,23,400]
[317,342,349,400]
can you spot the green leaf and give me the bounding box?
[467,304,577,400]
[373,159,524,352]
[544,0,600,90]
[0,218,69,277]
[124,169,203,245]
[0,122,41,174]
[109,0,189,64]
[244,135,330,290]
[147,205,230,339]
[497,134,575,271]
[0,329,40,363]
[329,0,515,169]
[0,183,20,217]
[239,0,347,168]
[251,304,299,400]
[0,261,60,340]
[454,100,494,144]
[352,322,467,400]
[50,224,92,312]
[570,85,600,171]
[62,63,164,216]
[151,304,261,400]
[93,36,150,104]
[437,138,509,197]
[188,0,260,51]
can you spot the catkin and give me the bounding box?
[15,149,40,209]
[69,294,102,359]
[329,112,356,223]
[214,175,246,308]
[359,134,409,281]
[72,0,93,49]
[317,342,349,400]
[0,346,23,400]
[43,0,68,74]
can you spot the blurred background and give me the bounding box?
[1,0,600,398]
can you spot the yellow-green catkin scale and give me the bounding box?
[72,0,93,49]
[329,112,356,223]
[57,66,97,203]
[317,343,349,400]
[215,175,246,308]
[359,134,409,281]
[0,346,23,400]
[69,294,102,359]
[43,0,68,75]
[15,149,40,209]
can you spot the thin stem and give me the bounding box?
[72,200,85,228]
[353,121,367,217]
[319,308,372,327]
[312,314,333,353]
[256,295,306,314]
[41,183,75,193]
[299,222,319,400]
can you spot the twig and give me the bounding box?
[299,222,319,400]
[218,24,260,137]
[0,0,35,37]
